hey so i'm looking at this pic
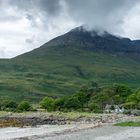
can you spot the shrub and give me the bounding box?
[127,89,140,109]
[64,96,82,110]
[0,100,18,111]
[5,101,18,109]
[17,101,31,111]
[39,97,54,111]
[89,102,102,113]
[53,97,66,111]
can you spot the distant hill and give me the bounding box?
[1,26,140,102]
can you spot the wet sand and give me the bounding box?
[32,126,140,140]
[0,125,140,140]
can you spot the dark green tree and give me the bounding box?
[18,101,31,111]
[0,100,17,111]
[6,101,17,108]
[53,97,66,111]
[89,102,101,113]
[39,97,54,111]
[126,89,140,109]
[75,92,87,109]
[64,96,82,110]
[114,84,132,100]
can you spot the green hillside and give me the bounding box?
[0,27,140,102]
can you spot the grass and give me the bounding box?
[0,111,8,116]
[0,42,140,102]
[44,111,97,119]
[0,111,102,120]
[114,121,140,127]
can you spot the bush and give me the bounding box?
[114,84,132,99]
[39,97,54,111]
[64,96,82,110]
[89,102,102,113]
[127,89,140,109]
[5,101,18,109]
[0,100,18,111]
[53,97,66,111]
[17,101,31,111]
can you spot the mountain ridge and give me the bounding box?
[15,26,140,60]
[1,26,140,102]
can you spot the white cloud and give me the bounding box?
[122,4,140,39]
[0,1,77,58]
[0,0,140,58]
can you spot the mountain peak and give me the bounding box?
[15,26,140,60]
[71,26,86,32]
[69,26,123,41]
[70,25,104,36]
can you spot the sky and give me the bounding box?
[0,0,140,58]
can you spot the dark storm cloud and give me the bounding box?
[4,0,63,28]
[9,0,62,16]
[38,0,62,16]
[1,0,139,32]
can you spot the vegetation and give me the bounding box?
[125,89,140,109]
[1,33,140,102]
[1,27,140,104]
[0,100,17,111]
[0,83,139,113]
[114,121,140,127]
[17,101,31,111]
[38,83,140,113]
[39,97,54,111]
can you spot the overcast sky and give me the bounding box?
[0,0,140,58]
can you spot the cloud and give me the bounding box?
[9,0,62,16]
[65,0,140,35]
[0,0,77,58]
[0,46,7,58]
[0,0,140,58]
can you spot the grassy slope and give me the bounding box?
[0,46,140,102]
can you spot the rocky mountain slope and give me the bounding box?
[0,26,140,101]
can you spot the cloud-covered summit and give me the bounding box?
[0,0,140,58]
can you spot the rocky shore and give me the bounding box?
[0,112,137,128]
[0,112,139,140]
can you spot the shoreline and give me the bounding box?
[0,124,140,140]
[0,112,136,127]
[0,112,139,140]
[16,123,104,140]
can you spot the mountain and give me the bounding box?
[1,26,140,102]
[15,26,140,58]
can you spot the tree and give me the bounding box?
[39,97,54,111]
[5,101,18,109]
[93,88,113,110]
[127,89,140,109]
[75,92,87,109]
[64,96,82,110]
[0,100,17,111]
[78,84,97,107]
[114,84,132,100]
[113,95,121,104]
[89,102,101,113]
[53,97,66,111]
[18,101,31,111]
